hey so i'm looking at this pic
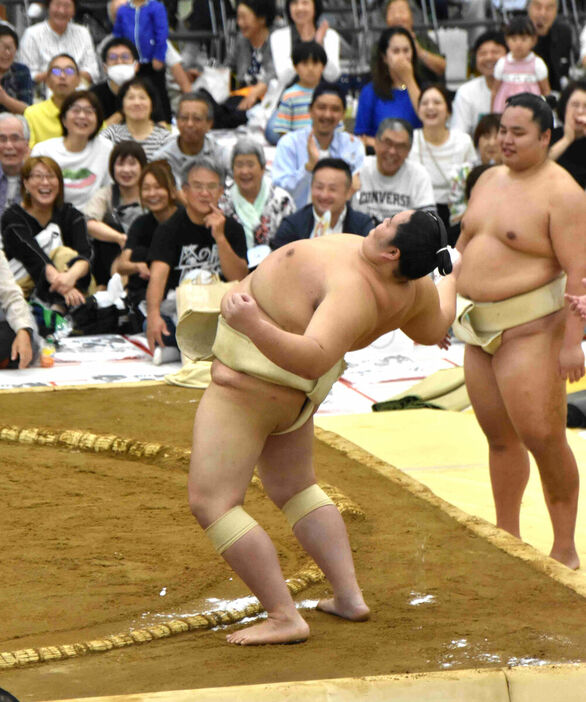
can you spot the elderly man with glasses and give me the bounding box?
[353,118,435,224]
[151,92,227,184]
[0,114,29,222]
[145,156,248,362]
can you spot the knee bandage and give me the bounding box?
[205,506,259,554]
[281,484,334,529]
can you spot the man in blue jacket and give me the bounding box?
[271,157,373,249]
[272,83,365,210]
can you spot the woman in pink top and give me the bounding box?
[492,16,550,114]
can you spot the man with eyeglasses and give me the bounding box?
[24,54,80,148]
[353,118,435,224]
[151,92,226,184]
[90,37,139,127]
[0,114,29,223]
[97,0,193,121]
[146,156,247,361]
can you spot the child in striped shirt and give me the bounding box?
[272,41,327,139]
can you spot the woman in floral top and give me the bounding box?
[448,112,502,225]
[220,137,295,268]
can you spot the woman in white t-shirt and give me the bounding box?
[270,0,340,88]
[409,84,476,227]
[31,90,113,210]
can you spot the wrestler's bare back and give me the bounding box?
[231,234,424,351]
[458,162,570,302]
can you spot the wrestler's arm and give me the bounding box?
[400,274,457,345]
[222,287,376,379]
[550,185,586,382]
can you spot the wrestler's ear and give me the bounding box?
[380,246,400,263]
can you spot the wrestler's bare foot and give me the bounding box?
[226,612,310,645]
[550,546,580,570]
[316,596,370,622]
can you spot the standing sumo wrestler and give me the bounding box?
[182,210,458,645]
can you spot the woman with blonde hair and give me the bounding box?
[1,155,92,312]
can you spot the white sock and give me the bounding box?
[153,346,181,365]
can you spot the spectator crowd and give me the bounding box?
[1,0,585,369]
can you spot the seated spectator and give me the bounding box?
[18,0,99,87]
[0,24,33,115]
[113,0,172,122]
[448,113,501,225]
[100,1,192,117]
[272,83,365,209]
[220,138,295,265]
[90,37,139,126]
[24,54,80,148]
[272,157,373,249]
[270,0,340,88]
[1,156,92,312]
[528,0,576,92]
[151,92,225,184]
[549,80,586,188]
[408,84,476,227]
[146,157,248,360]
[267,40,327,145]
[229,0,277,112]
[84,141,147,288]
[451,30,507,137]
[0,114,30,220]
[355,27,421,148]
[353,118,434,223]
[384,0,446,85]
[101,77,172,161]
[0,248,34,369]
[491,17,549,114]
[31,90,113,210]
[117,160,180,324]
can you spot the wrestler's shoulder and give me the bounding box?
[471,164,505,190]
[542,160,586,195]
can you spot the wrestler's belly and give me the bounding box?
[458,244,561,302]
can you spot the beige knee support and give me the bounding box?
[281,484,335,529]
[205,506,259,554]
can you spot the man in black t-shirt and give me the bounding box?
[528,0,576,92]
[146,156,248,355]
[89,37,139,126]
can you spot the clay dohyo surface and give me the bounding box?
[1,385,586,702]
